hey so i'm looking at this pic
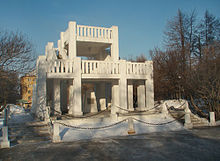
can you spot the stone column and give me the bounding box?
[111,26,119,61]
[36,56,47,120]
[111,80,119,115]
[70,57,83,116]
[128,80,134,111]
[145,79,154,109]
[145,61,154,109]
[90,91,98,113]
[119,60,127,113]
[99,83,106,111]
[68,79,74,114]
[68,21,77,59]
[53,79,61,115]
[137,81,145,110]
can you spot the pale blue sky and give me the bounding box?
[0,0,220,59]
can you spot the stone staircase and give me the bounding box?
[190,113,209,127]
[9,122,51,146]
[168,110,209,127]
[8,113,51,146]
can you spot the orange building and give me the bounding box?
[20,74,36,109]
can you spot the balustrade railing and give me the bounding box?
[47,60,74,74]
[126,62,148,75]
[81,60,119,75]
[77,25,113,40]
[47,60,150,77]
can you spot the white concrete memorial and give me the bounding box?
[33,21,154,120]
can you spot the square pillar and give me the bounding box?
[145,62,154,109]
[97,83,106,111]
[137,81,145,110]
[52,123,61,143]
[53,79,61,114]
[184,113,193,129]
[73,78,82,115]
[69,79,83,116]
[36,56,47,120]
[68,21,77,59]
[128,80,134,111]
[69,57,82,116]
[68,79,74,114]
[119,60,127,113]
[119,78,127,113]
[111,26,119,61]
[209,112,216,126]
[111,80,119,114]
[1,126,10,148]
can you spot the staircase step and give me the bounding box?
[192,122,209,125]
[8,121,51,145]
[10,136,50,145]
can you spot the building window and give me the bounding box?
[28,90,31,94]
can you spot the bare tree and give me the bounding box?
[151,9,220,119]
[189,42,220,119]
[0,31,35,107]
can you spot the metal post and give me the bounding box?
[4,108,8,126]
[1,126,10,148]
[209,112,216,126]
[184,113,193,129]
[127,117,135,134]
[52,123,61,143]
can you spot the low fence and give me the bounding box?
[50,102,217,142]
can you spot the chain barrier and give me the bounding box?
[49,102,187,130]
[50,107,109,119]
[54,118,128,130]
[166,101,186,111]
[165,102,186,125]
[115,103,161,113]
[132,114,185,126]
[166,102,186,118]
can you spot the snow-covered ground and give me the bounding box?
[0,104,30,125]
[7,104,25,115]
[162,99,187,109]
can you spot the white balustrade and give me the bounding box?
[77,25,113,40]
[47,60,74,74]
[126,62,148,75]
[81,60,119,75]
[47,60,150,78]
